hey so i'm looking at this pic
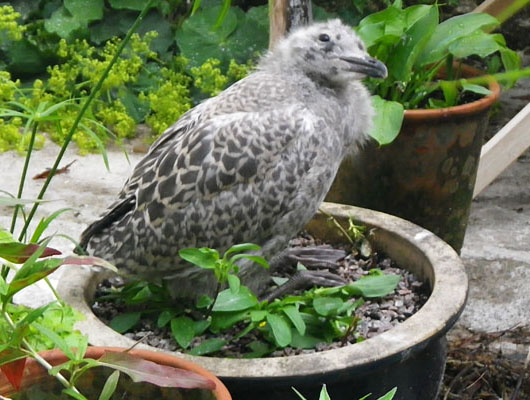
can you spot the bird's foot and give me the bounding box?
[261,270,346,302]
[279,245,347,269]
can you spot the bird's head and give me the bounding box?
[271,19,387,85]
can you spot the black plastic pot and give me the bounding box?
[58,203,468,400]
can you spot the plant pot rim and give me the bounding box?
[0,346,232,399]
[403,64,501,121]
[58,202,468,381]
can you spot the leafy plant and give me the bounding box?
[176,4,268,69]
[98,241,400,357]
[0,0,260,154]
[179,243,270,312]
[357,0,530,145]
[0,2,219,398]
[293,384,397,400]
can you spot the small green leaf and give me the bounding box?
[32,322,75,360]
[224,243,261,257]
[210,310,249,331]
[462,83,492,97]
[313,297,344,317]
[157,310,175,328]
[230,254,270,269]
[0,229,16,243]
[98,370,120,400]
[266,313,292,347]
[179,247,218,269]
[282,306,306,335]
[193,319,211,335]
[7,258,63,298]
[74,335,88,361]
[188,338,226,356]
[212,286,258,312]
[65,0,103,23]
[290,332,323,349]
[196,295,214,309]
[377,387,398,400]
[250,310,267,322]
[109,312,141,333]
[30,208,73,244]
[440,81,458,107]
[347,274,401,298]
[0,275,8,296]
[16,303,54,329]
[227,274,240,294]
[170,316,195,349]
[131,286,152,302]
[368,96,404,146]
[318,385,331,400]
[62,388,89,400]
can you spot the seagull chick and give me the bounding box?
[79,19,387,300]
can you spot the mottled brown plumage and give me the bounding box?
[79,20,387,299]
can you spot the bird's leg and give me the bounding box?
[261,269,346,302]
[280,245,347,269]
[261,245,348,302]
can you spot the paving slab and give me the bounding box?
[0,143,143,306]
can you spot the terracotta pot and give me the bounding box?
[58,203,467,400]
[326,66,501,253]
[0,346,231,399]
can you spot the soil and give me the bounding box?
[91,232,429,358]
[441,327,530,399]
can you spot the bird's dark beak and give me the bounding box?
[340,55,387,79]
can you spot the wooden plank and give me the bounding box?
[473,102,530,197]
[473,0,530,24]
[269,0,288,50]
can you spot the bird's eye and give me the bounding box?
[318,33,330,42]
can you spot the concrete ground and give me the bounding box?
[0,99,528,361]
[453,147,530,359]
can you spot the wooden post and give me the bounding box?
[473,103,530,197]
[268,0,312,50]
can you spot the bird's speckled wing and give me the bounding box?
[83,101,333,284]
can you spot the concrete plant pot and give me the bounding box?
[0,346,231,399]
[58,202,468,400]
[326,66,501,253]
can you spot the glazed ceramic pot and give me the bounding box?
[0,346,231,399]
[326,66,501,253]
[58,202,467,400]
